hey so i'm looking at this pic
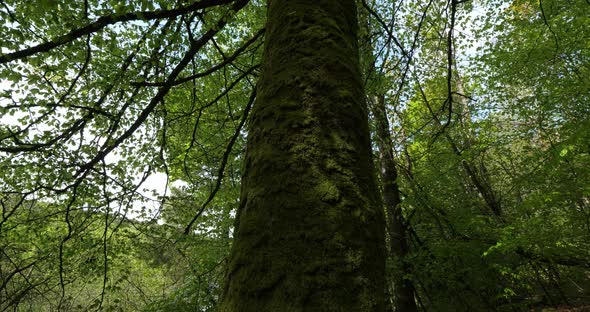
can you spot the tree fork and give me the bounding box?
[219,0,386,310]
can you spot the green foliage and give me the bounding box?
[1,0,264,310]
[1,0,589,310]
[364,0,590,310]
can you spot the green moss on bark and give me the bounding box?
[219,1,386,311]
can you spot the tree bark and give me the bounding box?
[373,94,418,312]
[219,1,386,311]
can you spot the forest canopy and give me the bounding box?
[0,0,589,311]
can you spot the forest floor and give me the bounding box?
[531,305,590,312]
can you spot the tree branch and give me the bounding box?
[70,0,250,188]
[135,28,264,87]
[0,0,237,64]
[184,86,255,234]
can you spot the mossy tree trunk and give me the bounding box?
[373,94,419,312]
[219,0,386,311]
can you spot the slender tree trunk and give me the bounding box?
[219,1,386,311]
[373,94,418,312]
[452,74,502,217]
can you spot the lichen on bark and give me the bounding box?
[219,1,386,311]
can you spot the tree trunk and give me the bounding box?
[373,94,418,312]
[451,73,502,217]
[219,1,386,311]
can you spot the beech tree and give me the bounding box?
[1,0,589,311]
[220,0,386,310]
[1,0,387,309]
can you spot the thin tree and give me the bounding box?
[372,94,419,312]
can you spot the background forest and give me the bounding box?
[0,0,589,311]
